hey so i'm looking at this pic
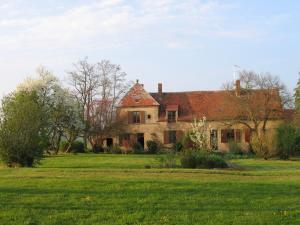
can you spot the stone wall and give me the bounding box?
[115,106,282,152]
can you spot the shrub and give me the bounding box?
[251,132,277,160]
[91,145,104,154]
[104,145,122,154]
[276,123,300,159]
[59,140,85,153]
[70,141,85,153]
[182,131,195,149]
[228,141,243,155]
[109,145,122,154]
[132,142,144,154]
[159,151,178,168]
[146,140,160,154]
[180,150,228,169]
[172,142,183,152]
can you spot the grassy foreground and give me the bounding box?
[0,154,300,225]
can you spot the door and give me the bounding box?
[106,138,113,148]
[137,133,144,149]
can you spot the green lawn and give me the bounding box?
[1,154,300,225]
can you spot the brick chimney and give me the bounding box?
[158,83,162,94]
[235,80,241,96]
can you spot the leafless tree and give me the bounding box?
[224,70,292,159]
[69,59,130,150]
[88,60,130,149]
[68,58,99,149]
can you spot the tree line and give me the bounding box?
[0,59,130,167]
[0,60,299,167]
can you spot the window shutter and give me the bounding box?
[221,130,227,143]
[141,111,146,124]
[128,112,133,124]
[245,129,251,143]
[164,131,169,144]
[176,130,184,142]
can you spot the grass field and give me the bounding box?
[0,154,300,225]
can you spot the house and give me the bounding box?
[105,80,285,152]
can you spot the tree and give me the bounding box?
[68,58,99,149]
[276,123,299,159]
[17,66,82,154]
[295,73,300,127]
[69,59,130,150]
[224,70,291,159]
[88,60,130,149]
[0,91,46,167]
[188,117,210,151]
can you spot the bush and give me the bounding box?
[104,145,122,154]
[70,141,85,153]
[59,140,85,153]
[251,132,277,160]
[92,145,104,153]
[180,150,228,169]
[276,123,300,159]
[228,141,243,155]
[132,142,144,154]
[146,140,160,154]
[110,145,122,154]
[172,142,183,152]
[159,151,178,168]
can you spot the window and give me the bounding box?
[168,131,177,144]
[210,130,218,150]
[132,111,141,123]
[221,129,235,143]
[167,111,176,123]
[235,129,241,143]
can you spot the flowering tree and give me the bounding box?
[17,66,83,154]
[188,116,210,151]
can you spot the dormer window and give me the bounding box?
[167,111,176,123]
[166,105,178,123]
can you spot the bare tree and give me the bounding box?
[68,58,99,149]
[224,70,291,159]
[88,60,130,149]
[69,59,130,150]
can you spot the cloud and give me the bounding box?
[0,0,251,53]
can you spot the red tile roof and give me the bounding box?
[118,82,159,107]
[151,90,283,121]
[118,82,284,121]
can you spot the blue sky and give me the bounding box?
[0,0,299,95]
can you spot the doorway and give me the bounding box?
[106,138,113,148]
[137,133,144,149]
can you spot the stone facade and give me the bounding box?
[104,81,284,152]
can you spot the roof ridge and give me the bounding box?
[150,90,228,94]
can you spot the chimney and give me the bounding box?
[158,83,162,94]
[235,80,241,96]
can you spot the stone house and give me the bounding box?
[105,80,285,152]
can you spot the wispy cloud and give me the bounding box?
[0,0,266,53]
